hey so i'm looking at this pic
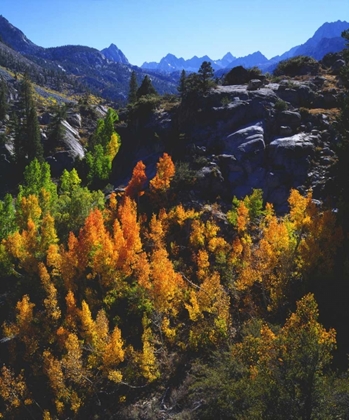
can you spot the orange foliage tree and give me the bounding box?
[125,160,147,199]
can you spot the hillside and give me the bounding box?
[0,18,348,420]
[0,15,177,105]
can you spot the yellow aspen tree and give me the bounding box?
[90,223,117,289]
[4,218,39,274]
[287,189,343,276]
[43,350,69,414]
[116,196,142,274]
[76,208,106,272]
[16,194,42,231]
[43,410,52,420]
[62,332,85,384]
[107,132,121,160]
[3,230,25,270]
[242,213,295,311]
[186,271,230,349]
[64,290,79,332]
[189,219,206,248]
[232,233,255,289]
[60,232,79,291]
[39,213,58,255]
[46,243,62,278]
[85,308,111,369]
[149,247,185,316]
[149,153,175,206]
[79,300,98,348]
[137,315,159,382]
[38,262,61,321]
[95,309,109,351]
[0,366,32,416]
[196,249,210,281]
[135,251,152,291]
[237,201,250,234]
[103,325,125,383]
[147,211,166,249]
[16,294,38,358]
[149,152,175,193]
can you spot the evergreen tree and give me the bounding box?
[177,69,187,98]
[47,104,67,153]
[11,113,24,166]
[198,61,215,93]
[0,77,8,120]
[128,71,138,104]
[15,74,43,164]
[26,105,43,161]
[136,75,158,99]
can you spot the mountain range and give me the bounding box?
[0,15,178,104]
[139,20,349,73]
[0,15,347,105]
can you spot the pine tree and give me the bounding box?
[128,70,138,104]
[15,74,43,164]
[26,105,43,161]
[0,77,8,120]
[177,69,187,98]
[198,61,215,94]
[47,104,67,153]
[137,75,158,99]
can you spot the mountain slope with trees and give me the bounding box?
[0,20,348,420]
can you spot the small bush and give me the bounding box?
[274,55,320,77]
[275,99,288,111]
[172,162,197,190]
[224,66,264,86]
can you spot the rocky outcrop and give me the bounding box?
[59,120,84,159]
[43,116,85,177]
[137,77,339,212]
[269,133,315,179]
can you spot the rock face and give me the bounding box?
[124,77,338,212]
[223,124,265,160]
[43,116,85,177]
[269,133,315,179]
[59,120,84,159]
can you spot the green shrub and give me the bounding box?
[274,55,320,77]
[275,99,288,112]
[227,189,265,227]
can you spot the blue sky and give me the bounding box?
[0,0,348,66]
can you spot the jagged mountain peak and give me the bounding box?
[101,43,129,65]
[164,53,178,59]
[311,20,349,43]
[222,52,235,60]
[290,20,349,62]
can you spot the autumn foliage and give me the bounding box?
[0,156,344,418]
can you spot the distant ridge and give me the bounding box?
[0,14,43,55]
[0,15,177,104]
[140,20,349,74]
